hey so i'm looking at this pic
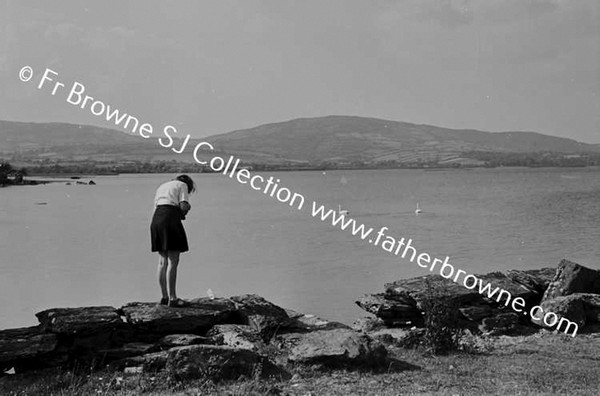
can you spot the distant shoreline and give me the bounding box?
[22,163,600,177]
[0,179,53,187]
[0,177,98,186]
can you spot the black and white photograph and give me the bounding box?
[1,1,600,394]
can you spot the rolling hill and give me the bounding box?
[1,116,599,168]
[206,116,600,164]
[0,120,165,161]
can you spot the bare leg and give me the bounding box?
[167,251,180,301]
[157,252,168,300]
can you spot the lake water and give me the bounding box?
[2,168,600,329]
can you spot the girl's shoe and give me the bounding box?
[168,298,190,308]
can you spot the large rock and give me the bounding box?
[506,267,556,296]
[458,304,494,322]
[351,317,386,333]
[542,259,600,301]
[120,298,237,335]
[382,274,528,327]
[385,269,551,310]
[584,296,600,323]
[282,308,350,332]
[207,324,266,351]
[531,293,600,332]
[275,328,387,368]
[367,328,425,348]
[378,268,579,333]
[158,334,210,348]
[98,342,158,361]
[165,345,289,381]
[479,313,519,335]
[385,275,481,307]
[0,326,57,369]
[36,306,123,335]
[477,272,536,303]
[230,294,290,339]
[29,307,128,368]
[112,350,170,373]
[355,294,422,326]
[531,295,586,330]
[284,313,351,333]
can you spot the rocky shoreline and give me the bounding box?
[355,259,600,338]
[1,259,599,382]
[0,295,394,381]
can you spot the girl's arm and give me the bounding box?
[179,201,191,218]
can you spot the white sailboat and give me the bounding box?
[338,205,349,215]
[415,202,422,215]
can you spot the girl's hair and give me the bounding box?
[176,174,196,193]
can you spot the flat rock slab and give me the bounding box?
[230,294,290,339]
[165,344,289,381]
[522,267,557,283]
[36,306,122,335]
[276,328,387,368]
[385,272,535,309]
[121,298,237,334]
[542,259,600,301]
[284,308,304,320]
[0,326,57,365]
[355,294,422,325]
[207,324,266,351]
[158,334,210,348]
[352,317,386,333]
[385,275,481,307]
[506,268,556,295]
[283,313,351,333]
[459,304,495,322]
[99,342,158,361]
[367,328,424,347]
[477,272,536,302]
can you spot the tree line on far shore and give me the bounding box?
[462,151,600,168]
[0,162,27,186]
[3,150,600,181]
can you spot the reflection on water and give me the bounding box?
[1,168,600,329]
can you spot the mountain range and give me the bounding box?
[1,116,599,167]
[206,116,600,165]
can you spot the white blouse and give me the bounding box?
[154,180,189,207]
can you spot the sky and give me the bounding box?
[1,0,599,142]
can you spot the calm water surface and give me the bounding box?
[2,168,600,329]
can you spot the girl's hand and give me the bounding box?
[179,201,191,219]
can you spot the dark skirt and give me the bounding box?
[150,205,189,253]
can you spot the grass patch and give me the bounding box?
[420,278,463,354]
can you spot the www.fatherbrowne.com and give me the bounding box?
[310,203,579,337]
[25,66,577,337]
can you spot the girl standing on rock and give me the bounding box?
[150,175,195,307]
